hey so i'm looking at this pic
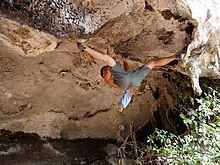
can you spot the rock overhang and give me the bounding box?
[0,0,219,139]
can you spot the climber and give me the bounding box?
[77,42,186,112]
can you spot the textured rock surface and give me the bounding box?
[0,0,219,139]
[178,0,220,95]
[0,17,58,57]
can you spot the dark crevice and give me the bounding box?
[160,10,186,22]
[160,10,173,20]
[145,1,155,11]
[136,121,154,141]
[153,109,163,129]
[58,69,71,74]
[68,108,110,121]
[79,82,92,90]
[18,103,32,112]
[0,129,43,142]
[185,22,195,35]
[59,69,72,77]
[152,88,160,100]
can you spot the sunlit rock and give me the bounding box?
[181,0,220,95]
[0,17,58,57]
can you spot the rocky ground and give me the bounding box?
[0,130,115,165]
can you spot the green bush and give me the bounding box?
[136,88,220,165]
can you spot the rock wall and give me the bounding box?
[0,0,219,140]
[179,0,220,95]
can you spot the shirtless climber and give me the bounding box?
[77,41,186,112]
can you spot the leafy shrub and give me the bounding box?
[136,87,220,165]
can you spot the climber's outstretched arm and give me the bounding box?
[84,45,116,67]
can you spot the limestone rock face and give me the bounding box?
[179,0,220,95]
[0,17,58,57]
[0,0,219,139]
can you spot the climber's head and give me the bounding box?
[100,65,111,78]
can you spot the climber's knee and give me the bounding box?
[144,60,155,69]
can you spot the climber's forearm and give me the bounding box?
[84,46,116,67]
[84,46,105,61]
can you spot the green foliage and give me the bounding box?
[136,80,220,165]
[176,79,195,108]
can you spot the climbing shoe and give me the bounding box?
[176,46,187,60]
[77,42,86,52]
